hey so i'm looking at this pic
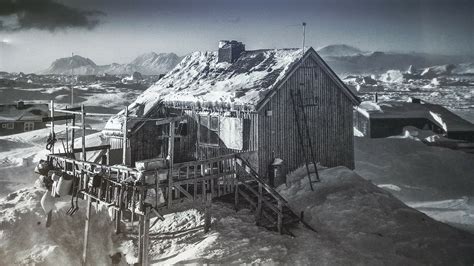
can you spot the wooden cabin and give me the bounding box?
[0,101,49,136]
[103,40,360,185]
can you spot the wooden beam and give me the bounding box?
[82,195,92,265]
[42,114,75,122]
[167,121,175,208]
[122,106,128,166]
[55,108,113,117]
[81,104,86,162]
[71,144,111,154]
[173,184,193,200]
[143,210,150,265]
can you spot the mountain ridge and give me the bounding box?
[42,52,182,75]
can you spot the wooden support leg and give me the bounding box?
[142,208,150,266]
[82,195,92,266]
[137,214,143,265]
[204,193,212,233]
[277,201,283,234]
[234,175,239,212]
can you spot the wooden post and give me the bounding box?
[71,115,76,155]
[137,214,143,265]
[196,114,200,160]
[277,201,283,234]
[234,160,239,211]
[81,104,86,162]
[82,195,92,265]
[142,208,150,265]
[115,185,122,234]
[256,183,262,225]
[50,100,55,153]
[204,193,212,233]
[167,122,175,208]
[122,106,128,166]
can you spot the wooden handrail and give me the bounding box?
[47,154,142,176]
[234,154,288,204]
[172,153,236,169]
[240,181,282,215]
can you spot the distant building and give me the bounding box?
[354,98,474,142]
[0,101,49,136]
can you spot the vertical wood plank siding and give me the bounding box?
[258,56,354,179]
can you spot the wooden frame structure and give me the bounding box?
[44,102,309,265]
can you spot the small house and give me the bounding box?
[354,98,474,142]
[0,101,49,136]
[103,41,360,184]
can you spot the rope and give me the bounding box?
[46,132,57,151]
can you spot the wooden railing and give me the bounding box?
[234,154,287,233]
[165,153,237,207]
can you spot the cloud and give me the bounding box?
[0,0,105,32]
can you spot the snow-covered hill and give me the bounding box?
[322,50,473,75]
[317,44,364,57]
[43,55,97,75]
[42,52,182,75]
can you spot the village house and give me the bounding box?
[103,40,360,185]
[354,98,474,142]
[0,101,49,136]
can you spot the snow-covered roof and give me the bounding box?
[357,100,474,132]
[104,48,306,132]
[139,48,305,109]
[0,103,49,122]
[104,47,359,133]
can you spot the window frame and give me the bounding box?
[24,122,34,131]
[198,114,220,147]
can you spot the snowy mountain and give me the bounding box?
[317,44,364,57]
[42,52,182,75]
[317,46,474,75]
[129,52,181,75]
[43,55,97,75]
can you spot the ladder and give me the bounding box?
[290,89,321,191]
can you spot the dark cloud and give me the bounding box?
[0,0,105,31]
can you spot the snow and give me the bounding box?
[380,69,404,83]
[358,100,474,132]
[104,49,304,132]
[1,166,473,265]
[355,136,474,232]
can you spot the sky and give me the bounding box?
[0,0,473,73]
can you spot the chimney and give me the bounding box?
[218,40,245,63]
[17,101,25,109]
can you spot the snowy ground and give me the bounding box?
[355,136,474,233]
[1,81,474,264]
[1,167,473,265]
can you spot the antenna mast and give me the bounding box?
[302,22,307,55]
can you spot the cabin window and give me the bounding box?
[24,122,34,131]
[5,123,14,129]
[199,115,219,146]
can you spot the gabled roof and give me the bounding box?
[104,47,360,133]
[0,103,49,122]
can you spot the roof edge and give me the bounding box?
[256,47,361,111]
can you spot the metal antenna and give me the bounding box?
[302,22,307,55]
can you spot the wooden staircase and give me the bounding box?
[217,155,310,235]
